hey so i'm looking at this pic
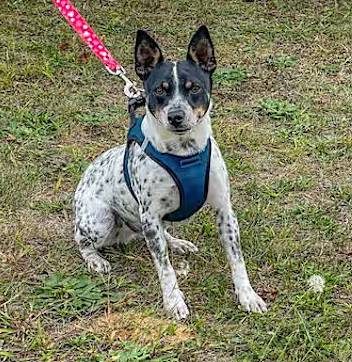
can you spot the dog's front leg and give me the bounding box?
[140,210,189,320]
[216,207,267,313]
[208,142,267,313]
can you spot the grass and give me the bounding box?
[266,55,298,70]
[213,67,248,87]
[1,0,352,360]
[32,273,123,317]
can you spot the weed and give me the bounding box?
[258,99,300,121]
[0,110,63,141]
[30,200,67,213]
[267,55,298,70]
[33,273,122,317]
[97,342,178,362]
[213,67,247,87]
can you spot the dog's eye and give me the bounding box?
[190,84,201,94]
[154,86,166,96]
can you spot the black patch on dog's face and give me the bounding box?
[176,61,211,118]
[143,61,175,118]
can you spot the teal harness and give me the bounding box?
[123,116,211,222]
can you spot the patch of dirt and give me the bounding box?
[257,284,279,303]
[336,245,352,261]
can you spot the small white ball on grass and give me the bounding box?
[307,274,325,293]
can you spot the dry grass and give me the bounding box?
[75,311,194,346]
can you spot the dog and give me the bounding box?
[74,26,267,320]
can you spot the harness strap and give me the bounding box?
[123,117,211,222]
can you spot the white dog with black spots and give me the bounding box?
[74,26,267,320]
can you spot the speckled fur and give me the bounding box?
[74,26,267,320]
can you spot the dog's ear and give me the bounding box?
[187,25,216,74]
[135,30,163,80]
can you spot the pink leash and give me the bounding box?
[52,0,142,98]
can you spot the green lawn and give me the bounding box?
[1,0,351,361]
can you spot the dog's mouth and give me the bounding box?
[172,127,191,135]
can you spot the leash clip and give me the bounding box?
[106,66,144,99]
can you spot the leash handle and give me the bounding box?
[52,0,122,73]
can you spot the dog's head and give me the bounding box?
[134,26,216,134]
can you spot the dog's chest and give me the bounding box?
[126,143,180,217]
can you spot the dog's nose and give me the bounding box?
[168,109,185,127]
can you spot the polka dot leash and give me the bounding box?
[52,0,143,98]
[53,0,121,72]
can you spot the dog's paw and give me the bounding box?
[86,255,111,274]
[236,286,267,313]
[168,237,198,254]
[163,289,190,321]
